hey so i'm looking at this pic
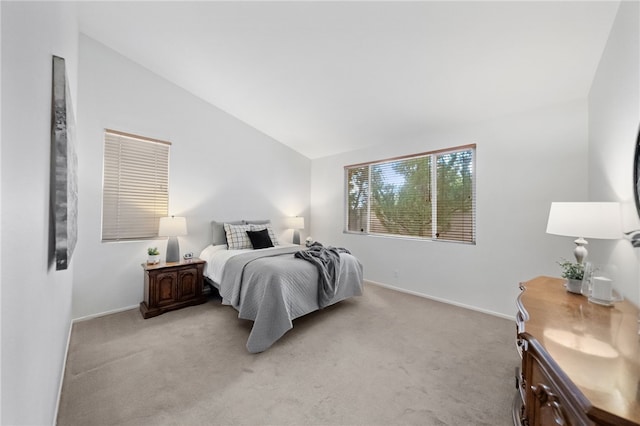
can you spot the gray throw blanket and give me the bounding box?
[295,242,351,308]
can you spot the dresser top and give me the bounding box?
[519,276,640,425]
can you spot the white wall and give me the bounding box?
[588,1,640,307]
[311,100,589,317]
[1,2,78,425]
[73,35,311,319]
[0,2,3,422]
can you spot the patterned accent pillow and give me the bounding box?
[223,223,253,250]
[249,223,279,246]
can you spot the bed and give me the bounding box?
[199,220,364,353]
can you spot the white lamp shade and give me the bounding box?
[284,216,305,230]
[158,216,187,237]
[546,202,621,239]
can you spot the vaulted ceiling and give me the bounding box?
[77,1,620,159]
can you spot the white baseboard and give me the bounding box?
[364,279,515,321]
[53,320,73,426]
[72,304,139,323]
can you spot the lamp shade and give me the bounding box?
[546,202,621,239]
[284,216,305,230]
[158,216,187,237]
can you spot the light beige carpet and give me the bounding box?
[57,283,517,426]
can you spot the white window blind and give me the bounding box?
[345,144,475,244]
[101,130,170,241]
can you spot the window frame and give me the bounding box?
[101,129,171,242]
[344,143,476,244]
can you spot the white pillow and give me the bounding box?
[224,223,253,250]
[249,223,279,246]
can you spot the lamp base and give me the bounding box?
[293,230,301,245]
[573,237,588,264]
[166,236,180,263]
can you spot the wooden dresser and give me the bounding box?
[515,276,640,426]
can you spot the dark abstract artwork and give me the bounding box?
[626,126,640,247]
[51,55,78,270]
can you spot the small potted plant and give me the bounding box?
[147,247,160,264]
[557,259,584,294]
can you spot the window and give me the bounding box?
[101,129,170,241]
[345,144,475,244]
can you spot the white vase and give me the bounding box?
[566,278,582,294]
[147,254,160,264]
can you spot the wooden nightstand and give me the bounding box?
[140,258,207,319]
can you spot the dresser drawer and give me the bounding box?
[522,335,594,426]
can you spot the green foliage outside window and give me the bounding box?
[346,146,475,243]
[372,156,432,237]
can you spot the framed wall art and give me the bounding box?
[51,55,78,270]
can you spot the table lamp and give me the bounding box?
[546,202,621,264]
[285,216,304,245]
[158,216,187,262]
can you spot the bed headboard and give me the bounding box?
[211,219,272,245]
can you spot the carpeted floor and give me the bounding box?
[57,283,517,425]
